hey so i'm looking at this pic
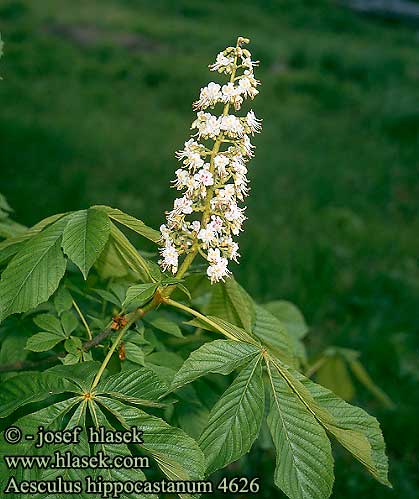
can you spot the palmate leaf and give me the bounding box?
[95,236,130,278]
[171,339,261,390]
[199,355,265,474]
[315,353,355,401]
[39,400,93,497]
[62,208,111,279]
[188,315,258,344]
[0,367,205,499]
[125,342,146,365]
[0,217,70,321]
[145,314,183,338]
[96,397,206,490]
[266,358,334,499]
[348,358,395,409]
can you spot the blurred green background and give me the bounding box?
[0,0,418,497]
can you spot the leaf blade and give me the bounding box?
[62,208,111,279]
[199,355,265,474]
[266,359,334,499]
[0,218,68,320]
[172,339,261,390]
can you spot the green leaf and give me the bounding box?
[0,212,68,253]
[33,313,63,334]
[172,339,261,390]
[95,237,129,278]
[39,400,90,484]
[0,372,79,418]
[253,305,294,364]
[266,358,334,499]
[124,342,145,365]
[64,336,82,354]
[272,359,390,488]
[264,300,308,339]
[92,288,122,306]
[315,354,355,401]
[123,283,158,309]
[297,370,391,487]
[53,286,73,315]
[348,359,395,409]
[110,223,154,282]
[25,331,65,352]
[189,315,258,344]
[96,397,206,486]
[62,208,111,279]
[96,367,168,406]
[0,398,80,484]
[0,217,68,321]
[94,205,161,243]
[145,314,183,338]
[0,193,12,213]
[47,360,102,391]
[206,277,255,333]
[61,310,78,335]
[199,355,264,474]
[0,330,29,364]
[88,401,151,498]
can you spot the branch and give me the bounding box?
[0,324,115,373]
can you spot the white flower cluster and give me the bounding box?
[159,38,261,283]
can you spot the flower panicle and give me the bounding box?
[159,36,262,283]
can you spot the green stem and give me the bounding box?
[305,355,328,378]
[164,297,237,341]
[90,297,158,391]
[72,299,92,340]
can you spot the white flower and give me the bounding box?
[160,243,179,273]
[194,167,214,186]
[160,38,261,281]
[210,52,235,72]
[246,110,262,134]
[198,226,217,245]
[192,112,220,139]
[219,115,244,137]
[173,168,190,189]
[207,257,230,283]
[208,215,224,233]
[218,184,236,201]
[241,135,255,157]
[174,196,193,215]
[190,221,201,233]
[224,237,240,262]
[214,154,230,176]
[207,247,222,264]
[221,82,237,101]
[160,224,171,241]
[194,82,222,110]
